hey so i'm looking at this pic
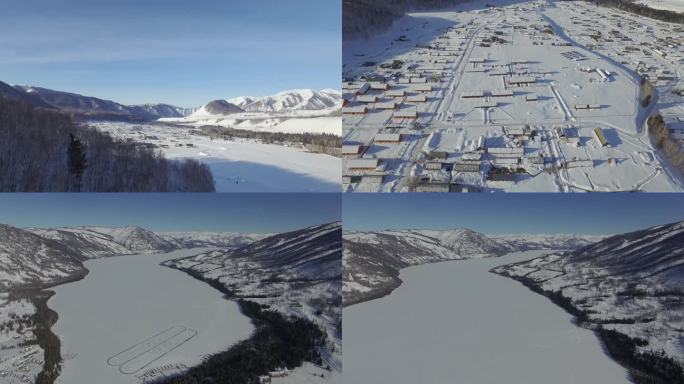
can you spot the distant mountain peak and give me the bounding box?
[213,89,342,115]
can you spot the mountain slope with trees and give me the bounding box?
[492,221,684,384]
[0,96,214,191]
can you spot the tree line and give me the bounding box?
[649,113,684,175]
[0,96,215,191]
[590,0,684,24]
[201,125,341,156]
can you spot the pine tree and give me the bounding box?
[67,133,87,191]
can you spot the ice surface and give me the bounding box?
[344,251,631,384]
[50,249,254,384]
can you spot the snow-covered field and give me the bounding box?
[91,121,341,192]
[344,251,630,383]
[50,249,254,384]
[342,0,684,192]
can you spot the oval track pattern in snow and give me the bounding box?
[119,328,198,374]
[107,326,187,368]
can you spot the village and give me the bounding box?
[0,295,43,384]
[342,0,684,192]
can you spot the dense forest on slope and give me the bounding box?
[154,300,327,384]
[343,0,474,39]
[0,97,214,192]
[343,0,683,40]
[594,0,684,23]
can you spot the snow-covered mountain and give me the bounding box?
[343,229,602,306]
[28,226,176,258]
[163,222,342,344]
[0,225,87,290]
[229,89,342,114]
[188,100,245,118]
[189,89,342,118]
[492,221,684,377]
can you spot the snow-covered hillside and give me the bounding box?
[0,225,87,290]
[163,222,342,373]
[492,221,684,374]
[343,229,602,306]
[28,226,176,258]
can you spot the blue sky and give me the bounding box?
[0,0,340,107]
[343,194,684,235]
[0,194,340,233]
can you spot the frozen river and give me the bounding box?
[50,249,253,384]
[343,251,630,384]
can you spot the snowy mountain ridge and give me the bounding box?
[158,88,342,135]
[343,228,602,306]
[8,84,193,120]
[225,89,342,114]
[0,224,265,291]
[0,225,87,290]
[28,226,176,258]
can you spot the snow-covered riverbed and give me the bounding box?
[90,121,341,192]
[50,249,254,384]
[343,250,631,384]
